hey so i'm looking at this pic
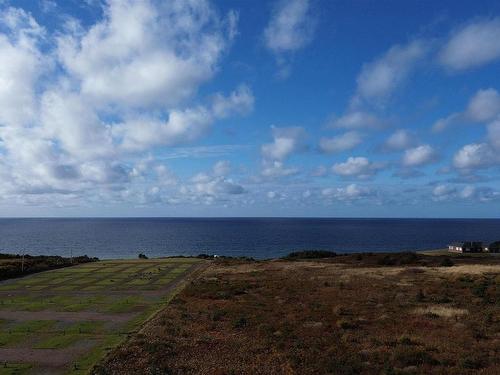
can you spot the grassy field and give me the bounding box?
[97,253,500,374]
[0,258,204,374]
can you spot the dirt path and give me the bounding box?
[0,342,94,365]
[0,310,135,322]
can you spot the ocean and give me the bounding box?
[0,218,499,260]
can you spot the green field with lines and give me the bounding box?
[0,258,203,375]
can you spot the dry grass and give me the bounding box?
[431,264,500,274]
[414,305,468,318]
[95,253,500,375]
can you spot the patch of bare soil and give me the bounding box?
[0,340,95,365]
[0,310,135,322]
[95,254,500,375]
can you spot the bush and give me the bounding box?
[233,317,248,329]
[336,319,358,329]
[0,254,97,281]
[138,253,148,259]
[415,289,425,302]
[285,250,337,259]
[378,255,396,266]
[439,257,454,267]
[393,347,439,366]
[459,356,486,369]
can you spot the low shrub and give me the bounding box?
[393,347,439,367]
[233,317,248,329]
[439,257,454,267]
[285,250,337,259]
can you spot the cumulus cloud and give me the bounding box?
[180,160,246,204]
[465,88,500,122]
[432,113,461,133]
[259,126,305,178]
[0,7,45,127]
[322,184,372,201]
[261,161,299,178]
[114,85,254,152]
[330,111,385,130]
[332,157,384,179]
[453,143,496,170]
[432,88,500,132]
[487,119,500,150]
[261,126,305,160]
[319,131,363,153]
[402,145,437,167]
[439,17,500,71]
[264,0,314,53]
[264,0,315,77]
[212,160,231,177]
[432,184,457,201]
[383,129,414,151]
[355,40,428,102]
[57,0,237,109]
[432,184,499,202]
[0,1,252,208]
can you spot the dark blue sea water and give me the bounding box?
[0,218,499,260]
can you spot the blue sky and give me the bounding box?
[0,0,500,217]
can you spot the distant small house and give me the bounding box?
[448,241,484,253]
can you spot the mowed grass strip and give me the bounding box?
[0,362,32,375]
[10,320,56,334]
[33,322,106,349]
[33,334,83,349]
[0,332,29,348]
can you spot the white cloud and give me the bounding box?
[487,118,500,150]
[319,131,363,153]
[114,85,253,152]
[0,7,45,127]
[383,129,414,151]
[261,161,299,178]
[264,0,315,77]
[432,184,456,201]
[212,160,231,177]
[261,126,305,161]
[432,184,499,202]
[432,88,500,132]
[267,191,279,199]
[330,111,384,129]
[332,157,383,179]
[0,1,253,208]
[264,0,314,53]
[439,17,500,71]
[402,145,436,167]
[322,184,372,201]
[57,0,237,109]
[432,113,461,133]
[180,161,246,203]
[40,90,114,159]
[355,40,428,102]
[465,88,500,122]
[453,143,495,170]
[211,84,254,118]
